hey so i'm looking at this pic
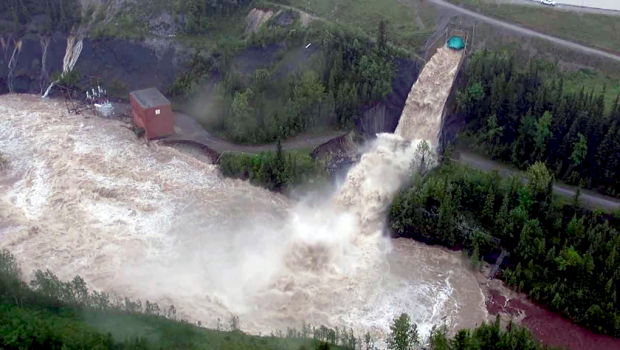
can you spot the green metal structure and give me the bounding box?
[447,36,465,50]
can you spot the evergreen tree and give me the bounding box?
[323,91,337,126]
[364,332,373,350]
[377,19,388,52]
[481,192,496,227]
[274,139,286,190]
[329,49,344,93]
[534,111,552,161]
[570,133,588,167]
[437,190,455,245]
[595,123,617,189]
[495,193,512,240]
[387,313,418,350]
[451,329,470,350]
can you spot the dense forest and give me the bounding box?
[0,0,81,34]
[219,141,327,191]
[457,50,620,197]
[389,159,620,336]
[1,248,547,349]
[172,20,394,143]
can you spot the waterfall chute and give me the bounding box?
[395,46,464,149]
[7,38,22,93]
[42,35,83,98]
[39,36,51,95]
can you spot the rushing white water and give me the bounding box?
[396,47,464,149]
[39,37,51,95]
[42,36,83,98]
[0,46,482,344]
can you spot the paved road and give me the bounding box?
[490,0,620,16]
[428,0,620,63]
[457,150,620,211]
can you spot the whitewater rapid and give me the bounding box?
[0,45,482,343]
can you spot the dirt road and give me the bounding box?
[428,0,620,62]
[457,150,620,211]
[263,1,323,24]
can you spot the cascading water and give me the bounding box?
[1,36,8,61]
[6,38,22,93]
[396,47,464,149]
[0,45,484,344]
[42,35,83,98]
[39,37,51,95]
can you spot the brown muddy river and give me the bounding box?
[0,93,488,343]
[0,48,488,345]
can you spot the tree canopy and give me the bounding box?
[457,50,620,197]
[389,161,620,336]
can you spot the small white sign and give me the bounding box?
[155,109,161,115]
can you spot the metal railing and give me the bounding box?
[425,28,449,61]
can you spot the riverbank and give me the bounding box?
[482,278,620,350]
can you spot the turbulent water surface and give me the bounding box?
[0,47,484,342]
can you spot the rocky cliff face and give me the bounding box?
[439,64,467,149]
[356,58,421,136]
[0,33,190,97]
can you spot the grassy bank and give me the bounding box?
[447,0,620,54]
[270,0,438,49]
[560,68,620,111]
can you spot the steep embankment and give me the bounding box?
[0,33,189,96]
[357,59,422,135]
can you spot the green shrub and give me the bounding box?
[219,144,326,191]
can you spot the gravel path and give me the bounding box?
[428,0,620,62]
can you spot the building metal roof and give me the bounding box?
[130,88,170,109]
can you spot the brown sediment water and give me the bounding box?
[484,279,620,350]
[0,47,480,344]
[395,47,464,148]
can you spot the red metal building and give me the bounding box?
[129,88,175,140]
